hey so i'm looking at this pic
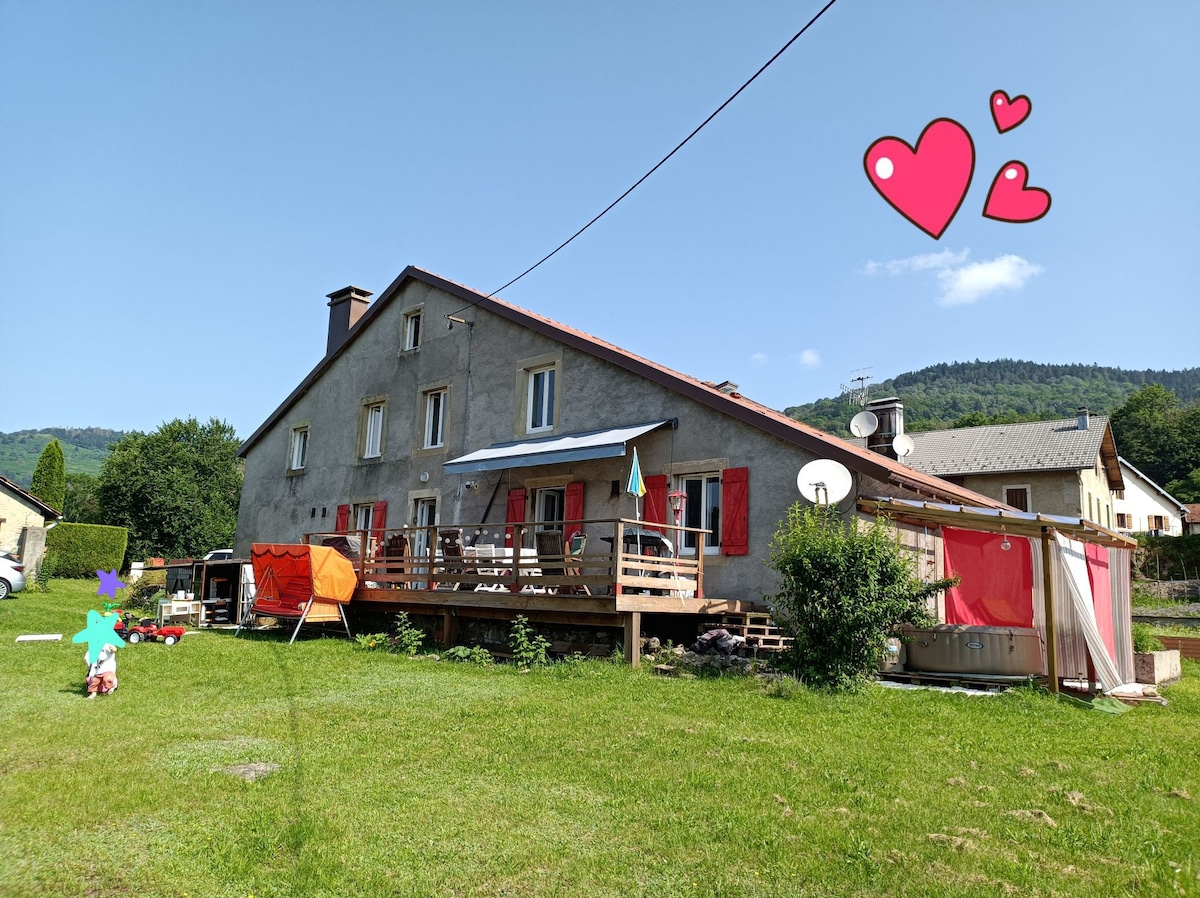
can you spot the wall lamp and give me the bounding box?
[445,314,473,330]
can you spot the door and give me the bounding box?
[412,498,437,574]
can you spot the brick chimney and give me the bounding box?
[326,286,372,356]
[866,397,905,459]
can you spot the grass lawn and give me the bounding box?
[2,582,1199,898]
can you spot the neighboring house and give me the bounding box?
[1112,458,1188,536]
[897,409,1124,526]
[235,266,1005,608]
[0,473,61,568]
[1185,504,1200,536]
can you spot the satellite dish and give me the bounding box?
[892,434,915,458]
[849,410,879,438]
[797,459,853,505]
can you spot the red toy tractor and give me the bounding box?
[125,617,187,646]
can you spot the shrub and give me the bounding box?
[508,615,550,669]
[766,505,957,692]
[123,570,167,613]
[354,633,392,652]
[44,523,129,579]
[393,612,425,656]
[442,645,494,665]
[1132,623,1166,654]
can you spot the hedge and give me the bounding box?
[45,523,129,579]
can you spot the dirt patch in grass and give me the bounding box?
[222,761,280,781]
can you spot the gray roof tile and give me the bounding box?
[901,417,1110,477]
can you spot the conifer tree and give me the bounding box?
[29,438,66,513]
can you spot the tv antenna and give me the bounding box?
[840,368,873,408]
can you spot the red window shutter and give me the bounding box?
[335,504,350,532]
[564,481,585,544]
[721,467,749,556]
[643,475,669,534]
[505,488,526,546]
[371,500,387,547]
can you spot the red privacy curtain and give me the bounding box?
[943,527,1034,627]
[1086,543,1117,660]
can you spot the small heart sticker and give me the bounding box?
[983,161,1051,223]
[863,118,975,240]
[990,90,1031,133]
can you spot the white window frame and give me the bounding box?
[354,503,374,532]
[533,487,566,532]
[527,365,556,433]
[424,389,447,449]
[403,310,422,351]
[677,472,721,556]
[363,401,385,459]
[289,426,309,471]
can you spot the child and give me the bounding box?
[85,643,118,698]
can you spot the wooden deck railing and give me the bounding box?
[302,518,707,599]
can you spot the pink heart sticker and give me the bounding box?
[990,90,1032,133]
[982,161,1051,223]
[864,118,975,240]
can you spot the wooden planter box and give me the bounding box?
[1134,650,1182,686]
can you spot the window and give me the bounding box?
[678,473,721,554]
[354,503,374,531]
[289,426,309,470]
[424,389,447,448]
[1116,513,1131,530]
[403,310,422,351]
[533,487,565,531]
[363,401,385,459]
[527,365,556,433]
[1150,515,1167,532]
[1004,486,1030,512]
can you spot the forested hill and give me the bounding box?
[0,428,127,487]
[785,361,1200,435]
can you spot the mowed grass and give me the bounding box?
[2,583,1199,898]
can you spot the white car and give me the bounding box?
[0,552,26,599]
[203,549,234,561]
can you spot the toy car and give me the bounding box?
[126,619,187,646]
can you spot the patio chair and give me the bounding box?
[436,529,466,590]
[567,532,591,596]
[381,533,409,588]
[535,529,567,595]
[472,544,508,593]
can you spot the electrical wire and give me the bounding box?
[483,0,841,299]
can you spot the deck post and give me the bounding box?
[442,609,456,649]
[1041,528,1058,694]
[623,611,641,667]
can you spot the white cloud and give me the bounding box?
[936,255,1043,306]
[797,349,821,368]
[750,352,768,366]
[865,248,970,276]
[863,249,1041,307]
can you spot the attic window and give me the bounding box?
[403,310,422,351]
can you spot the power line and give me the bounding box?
[486,0,841,297]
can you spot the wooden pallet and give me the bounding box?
[699,613,793,651]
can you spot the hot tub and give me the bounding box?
[899,624,1044,676]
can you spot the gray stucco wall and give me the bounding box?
[237,279,933,602]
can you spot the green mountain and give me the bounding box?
[785,360,1200,435]
[0,428,127,488]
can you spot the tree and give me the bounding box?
[29,438,66,512]
[97,418,242,564]
[1109,384,1200,488]
[766,505,956,691]
[1165,468,1200,504]
[63,472,104,523]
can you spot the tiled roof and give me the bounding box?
[902,418,1112,477]
[1184,503,1200,523]
[0,473,61,518]
[239,266,1007,509]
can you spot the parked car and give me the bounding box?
[203,549,234,561]
[0,552,27,599]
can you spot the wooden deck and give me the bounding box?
[304,518,766,665]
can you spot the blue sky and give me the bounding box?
[3,2,1197,439]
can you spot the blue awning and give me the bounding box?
[443,420,674,475]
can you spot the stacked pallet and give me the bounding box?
[699,612,793,651]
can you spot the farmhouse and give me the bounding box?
[0,472,60,569]
[234,267,1008,655]
[898,410,1124,524]
[1113,457,1189,536]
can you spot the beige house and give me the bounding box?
[898,409,1124,526]
[0,473,60,567]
